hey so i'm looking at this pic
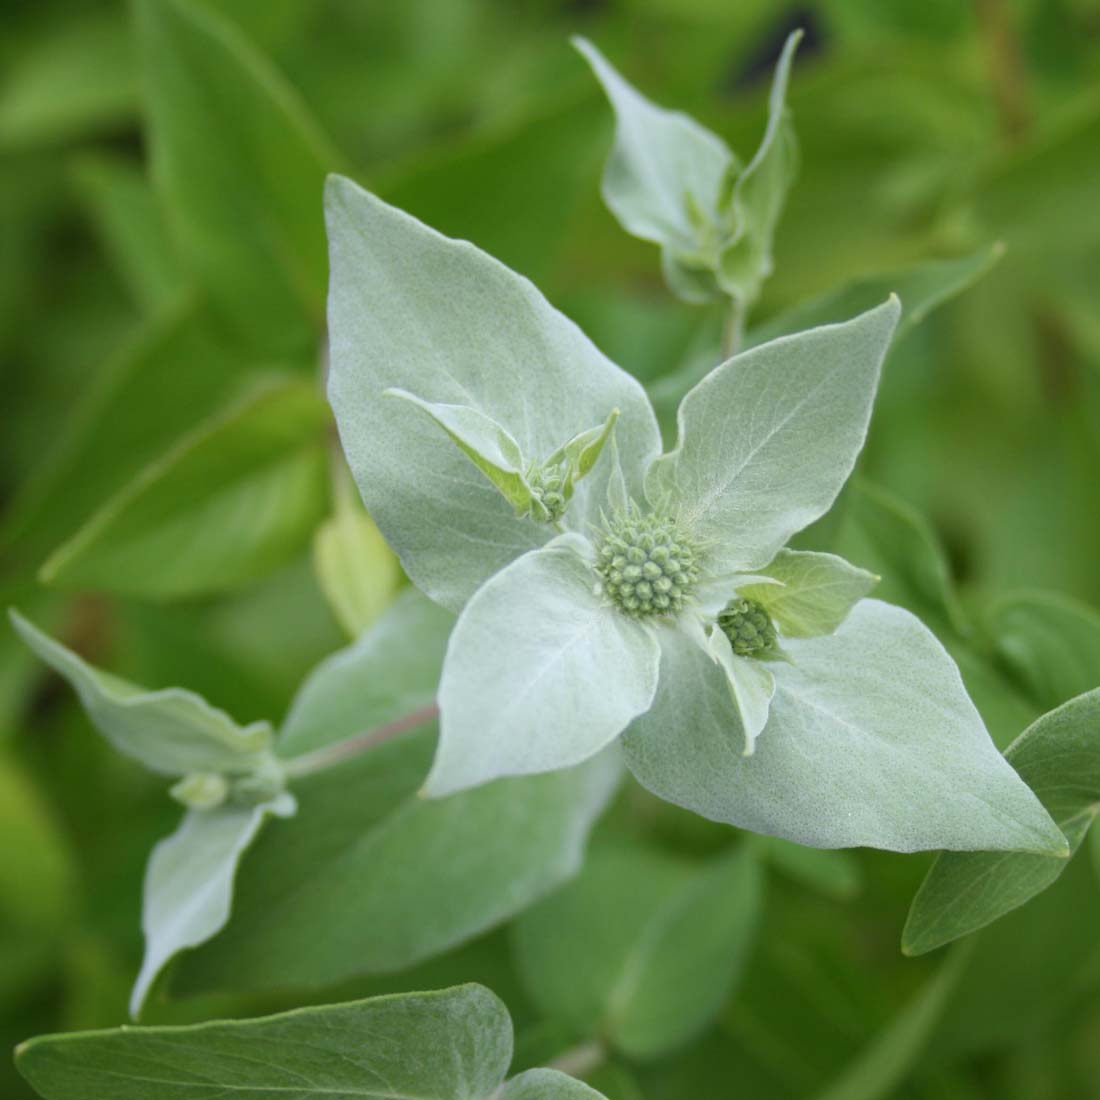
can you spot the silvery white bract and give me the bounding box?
[9,611,296,1017]
[325,182,1067,857]
[575,31,800,307]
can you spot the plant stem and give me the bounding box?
[546,1038,606,1078]
[721,297,744,361]
[282,703,439,779]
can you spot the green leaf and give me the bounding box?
[544,408,622,503]
[9,610,274,777]
[426,545,659,797]
[72,155,184,312]
[902,690,1100,956]
[513,843,762,1058]
[134,0,336,357]
[325,176,661,612]
[386,388,537,515]
[312,464,401,639]
[573,37,735,284]
[278,586,452,758]
[132,794,294,1018]
[624,600,1067,854]
[746,244,1005,351]
[173,730,620,995]
[741,549,878,638]
[40,379,330,599]
[502,1069,609,1099]
[987,590,1100,711]
[759,839,862,902]
[704,626,775,755]
[646,299,900,575]
[17,984,512,1100]
[716,31,801,305]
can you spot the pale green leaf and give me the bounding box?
[545,408,621,497]
[386,388,536,514]
[902,689,1100,956]
[135,0,336,357]
[325,177,661,612]
[573,37,735,266]
[9,610,273,777]
[741,549,878,638]
[173,730,620,995]
[624,600,1066,854]
[717,31,802,304]
[278,586,452,757]
[426,545,659,797]
[17,984,512,1100]
[646,299,900,574]
[513,842,762,1058]
[705,626,775,755]
[131,793,294,1018]
[502,1069,608,1099]
[312,464,401,639]
[39,380,330,599]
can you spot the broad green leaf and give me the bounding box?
[902,689,1100,956]
[0,9,135,150]
[325,177,661,612]
[40,380,329,599]
[573,37,735,273]
[279,586,452,757]
[705,626,775,755]
[646,299,900,575]
[9,610,274,777]
[386,388,536,515]
[513,843,762,1058]
[741,549,877,638]
[987,591,1100,711]
[624,600,1066,854]
[173,730,620,995]
[312,464,401,639]
[716,31,801,305]
[72,155,184,312]
[426,545,659,797]
[132,793,294,1018]
[814,946,969,1100]
[135,0,336,358]
[759,839,862,901]
[746,244,1005,351]
[502,1069,608,1099]
[831,479,967,637]
[17,984,512,1100]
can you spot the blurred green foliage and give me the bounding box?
[1,1,1098,1097]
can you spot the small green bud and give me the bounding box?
[526,462,569,523]
[595,508,701,619]
[170,771,229,811]
[717,597,778,658]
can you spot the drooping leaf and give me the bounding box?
[513,842,762,1059]
[9,610,274,777]
[174,730,620,995]
[39,379,330,599]
[325,176,661,611]
[312,463,401,639]
[624,600,1066,854]
[17,984,513,1100]
[502,1069,609,1099]
[646,299,900,575]
[573,37,736,279]
[426,545,659,797]
[134,0,337,357]
[987,590,1100,711]
[902,689,1100,956]
[131,793,295,1018]
[740,549,877,638]
[717,30,801,305]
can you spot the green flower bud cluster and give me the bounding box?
[718,597,778,658]
[527,462,568,522]
[596,510,701,618]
